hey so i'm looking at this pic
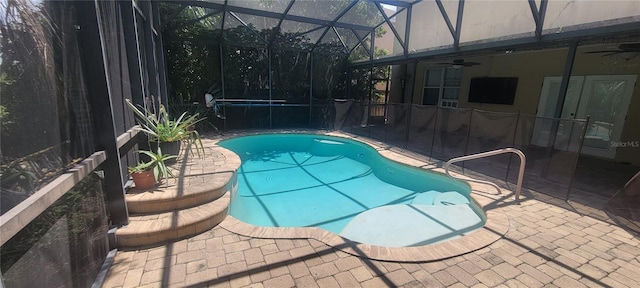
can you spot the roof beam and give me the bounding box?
[227,11,269,45]
[435,0,456,40]
[370,27,375,61]
[311,0,360,52]
[537,0,548,41]
[332,26,349,52]
[220,0,227,30]
[373,7,407,28]
[171,10,221,30]
[162,4,187,23]
[454,0,465,51]
[404,4,412,56]
[371,7,408,36]
[278,25,327,48]
[350,29,372,58]
[374,2,406,52]
[350,20,640,68]
[269,0,296,45]
[528,0,549,40]
[528,0,540,30]
[167,0,374,31]
[276,0,296,28]
[402,7,413,57]
[374,0,413,9]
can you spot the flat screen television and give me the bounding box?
[468,77,518,105]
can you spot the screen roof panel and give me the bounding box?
[279,19,324,36]
[543,0,640,33]
[376,22,403,59]
[172,6,223,30]
[354,29,371,40]
[338,1,385,28]
[223,13,268,47]
[334,27,362,51]
[226,0,292,14]
[409,1,455,53]
[349,41,371,62]
[232,12,281,33]
[303,28,331,48]
[288,0,355,21]
[459,0,536,44]
[319,28,348,53]
[389,7,407,44]
[169,0,640,66]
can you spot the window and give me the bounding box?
[422,67,462,107]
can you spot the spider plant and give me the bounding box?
[125,98,205,156]
[128,147,178,182]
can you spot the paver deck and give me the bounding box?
[103,131,640,288]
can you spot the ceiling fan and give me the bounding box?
[584,42,640,57]
[438,59,481,68]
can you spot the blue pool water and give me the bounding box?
[219,134,485,246]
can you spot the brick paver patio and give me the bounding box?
[103,190,640,288]
[103,133,640,288]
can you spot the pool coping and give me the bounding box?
[213,130,510,262]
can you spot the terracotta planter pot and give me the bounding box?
[131,170,156,190]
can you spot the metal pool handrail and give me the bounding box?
[444,148,526,201]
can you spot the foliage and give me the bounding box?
[158,2,390,109]
[125,98,205,155]
[0,105,13,132]
[167,102,220,132]
[160,3,222,104]
[0,0,61,158]
[0,160,39,193]
[349,65,390,102]
[0,172,108,287]
[128,148,177,181]
[1,142,81,214]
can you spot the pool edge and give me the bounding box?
[212,130,511,262]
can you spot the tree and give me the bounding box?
[158,1,390,128]
[160,3,223,104]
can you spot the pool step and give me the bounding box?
[412,190,440,205]
[412,191,470,206]
[125,171,236,214]
[339,204,484,247]
[434,192,470,206]
[116,193,230,247]
[115,144,240,248]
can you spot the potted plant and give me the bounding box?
[128,148,178,190]
[125,98,206,159]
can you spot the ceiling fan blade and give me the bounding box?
[619,43,640,51]
[437,62,453,65]
[584,50,623,54]
[463,61,481,66]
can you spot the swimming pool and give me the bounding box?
[218,133,486,247]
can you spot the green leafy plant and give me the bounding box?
[128,148,178,181]
[125,98,205,156]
